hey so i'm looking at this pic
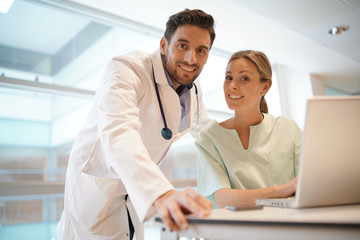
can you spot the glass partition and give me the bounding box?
[0,0,161,239]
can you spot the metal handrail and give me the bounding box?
[0,179,197,197]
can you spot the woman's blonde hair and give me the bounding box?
[227,50,272,113]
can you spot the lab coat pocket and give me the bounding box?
[69,171,124,233]
[268,151,295,185]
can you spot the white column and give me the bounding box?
[311,74,326,96]
[274,64,313,129]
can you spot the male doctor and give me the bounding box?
[58,9,215,240]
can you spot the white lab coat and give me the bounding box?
[57,50,209,240]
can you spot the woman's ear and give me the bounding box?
[160,37,167,55]
[261,80,272,96]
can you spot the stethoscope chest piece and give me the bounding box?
[161,128,172,140]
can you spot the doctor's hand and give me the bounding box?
[153,188,213,231]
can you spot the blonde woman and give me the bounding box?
[196,50,302,208]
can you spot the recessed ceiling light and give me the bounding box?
[329,25,350,36]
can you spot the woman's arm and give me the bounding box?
[214,177,297,208]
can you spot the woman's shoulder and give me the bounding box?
[265,114,298,126]
[264,114,302,134]
[198,119,220,136]
[196,120,229,144]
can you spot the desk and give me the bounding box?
[155,204,360,240]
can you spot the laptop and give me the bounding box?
[256,96,360,208]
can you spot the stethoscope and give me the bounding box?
[152,66,199,140]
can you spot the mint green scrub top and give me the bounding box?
[195,114,302,207]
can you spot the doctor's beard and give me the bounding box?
[169,67,200,87]
[163,55,201,87]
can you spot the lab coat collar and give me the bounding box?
[151,49,168,85]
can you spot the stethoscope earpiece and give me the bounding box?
[161,128,173,140]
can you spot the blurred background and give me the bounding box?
[0,0,359,239]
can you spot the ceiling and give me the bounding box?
[67,0,360,94]
[0,0,89,55]
[2,0,360,95]
[235,0,360,63]
[234,0,360,94]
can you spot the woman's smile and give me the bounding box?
[228,94,243,99]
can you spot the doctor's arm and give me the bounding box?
[99,59,212,230]
[153,188,213,231]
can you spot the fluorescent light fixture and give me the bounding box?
[0,0,15,14]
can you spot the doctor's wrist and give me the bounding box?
[153,189,176,210]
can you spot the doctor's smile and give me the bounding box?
[178,63,198,73]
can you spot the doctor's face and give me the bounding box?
[160,24,211,89]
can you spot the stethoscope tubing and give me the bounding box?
[152,65,198,140]
[152,66,170,131]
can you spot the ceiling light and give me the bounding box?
[329,25,350,36]
[0,0,14,14]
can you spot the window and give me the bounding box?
[0,0,161,184]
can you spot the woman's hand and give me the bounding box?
[275,177,297,198]
[214,177,298,208]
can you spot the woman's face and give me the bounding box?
[224,57,268,111]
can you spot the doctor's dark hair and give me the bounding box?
[164,9,216,49]
[228,50,272,114]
